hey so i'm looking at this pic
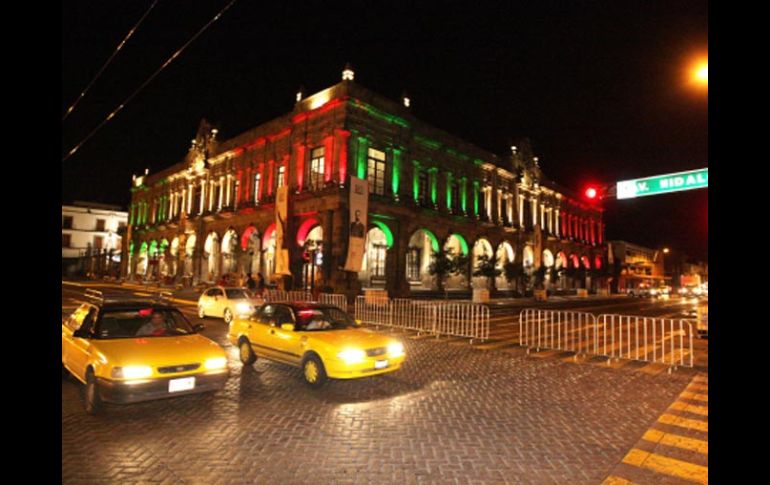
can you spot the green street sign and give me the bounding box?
[616,168,708,199]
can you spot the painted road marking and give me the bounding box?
[601,476,636,485]
[642,429,708,455]
[658,413,708,433]
[621,448,707,484]
[680,391,708,402]
[670,400,708,417]
[133,292,153,296]
[687,383,708,392]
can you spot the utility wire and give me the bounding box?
[63,0,240,162]
[63,0,160,121]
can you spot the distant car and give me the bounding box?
[627,284,651,297]
[198,286,262,323]
[62,293,229,415]
[228,302,406,387]
[678,284,703,298]
[649,285,671,298]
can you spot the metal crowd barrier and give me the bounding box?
[318,293,348,310]
[519,309,597,354]
[597,314,694,369]
[263,290,312,302]
[354,296,490,343]
[518,308,695,368]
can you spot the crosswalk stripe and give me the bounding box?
[622,448,707,484]
[601,476,636,485]
[670,401,708,417]
[680,391,708,402]
[658,413,708,432]
[642,429,708,454]
[687,383,708,392]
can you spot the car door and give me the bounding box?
[267,305,303,365]
[210,288,225,317]
[62,305,87,370]
[247,304,281,360]
[67,305,98,381]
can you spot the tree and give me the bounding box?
[428,246,465,296]
[472,253,502,290]
[502,261,522,295]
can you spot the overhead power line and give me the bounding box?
[63,0,160,121]
[63,0,240,162]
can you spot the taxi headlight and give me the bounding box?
[387,342,405,357]
[337,349,366,364]
[112,365,152,379]
[204,357,228,370]
[236,302,253,315]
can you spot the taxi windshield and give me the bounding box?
[95,308,195,339]
[295,308,355,331]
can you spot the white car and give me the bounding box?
[198,287,262,323]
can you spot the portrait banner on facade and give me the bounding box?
[344,177,369,272]
[275,185,291,276]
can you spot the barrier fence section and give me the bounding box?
[263,290,312,302]
[597,314,694,369]
[519,308,695,368]
[519,309,597,354]
[354,296,489,342]
[319,293,348,310]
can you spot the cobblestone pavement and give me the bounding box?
[62,311,693,485]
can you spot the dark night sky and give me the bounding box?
[62,0,707,261]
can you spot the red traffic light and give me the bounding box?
[585,187,598,199]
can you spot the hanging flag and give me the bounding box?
[274,185,291,276]
[344,177,369,272]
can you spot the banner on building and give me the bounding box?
[274,186,291,276]
[344,177,369,272]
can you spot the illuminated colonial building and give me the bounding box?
[124,68,606,298]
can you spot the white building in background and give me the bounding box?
[62,202,128,274]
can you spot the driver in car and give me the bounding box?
[136,310,168,336]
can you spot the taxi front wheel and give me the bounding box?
[239,339,256,366]
[302,354,327,388]
[84,369,103,415]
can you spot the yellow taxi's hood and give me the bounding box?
[306,328,398,350]
[91,334,225,367]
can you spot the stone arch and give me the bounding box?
[241,226,262,276]
[495,241,515,290]
[406,228,439,290]
[202,232,220,283]
[444,233,470,290]
[300,224,324,290]
[184,234,196,277]
[263,223,276,283]
[471,238,494,289]
[221,228,239,275]
[136,241,149,276]
[360,226,389,288]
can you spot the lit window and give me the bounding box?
[254,173,261,203]
[367,148,386,195]
[407,247,422,281]
[418,172,429,205]
[310,147,325,190]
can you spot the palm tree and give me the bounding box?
[502,261,522,296]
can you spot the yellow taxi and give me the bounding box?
[228,302,405,387]
[62,293,229,414]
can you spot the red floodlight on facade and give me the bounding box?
[584,187,598,200]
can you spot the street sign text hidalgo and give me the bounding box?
[616,168,708,199]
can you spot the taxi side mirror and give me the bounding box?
[280,323,295,331]
[193,323,205,333]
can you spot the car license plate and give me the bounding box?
[375,359,389,369]
[168,376,195,393]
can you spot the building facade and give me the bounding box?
[63,202,127,275]
[124,71,606,299]
[608,240,667,292]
